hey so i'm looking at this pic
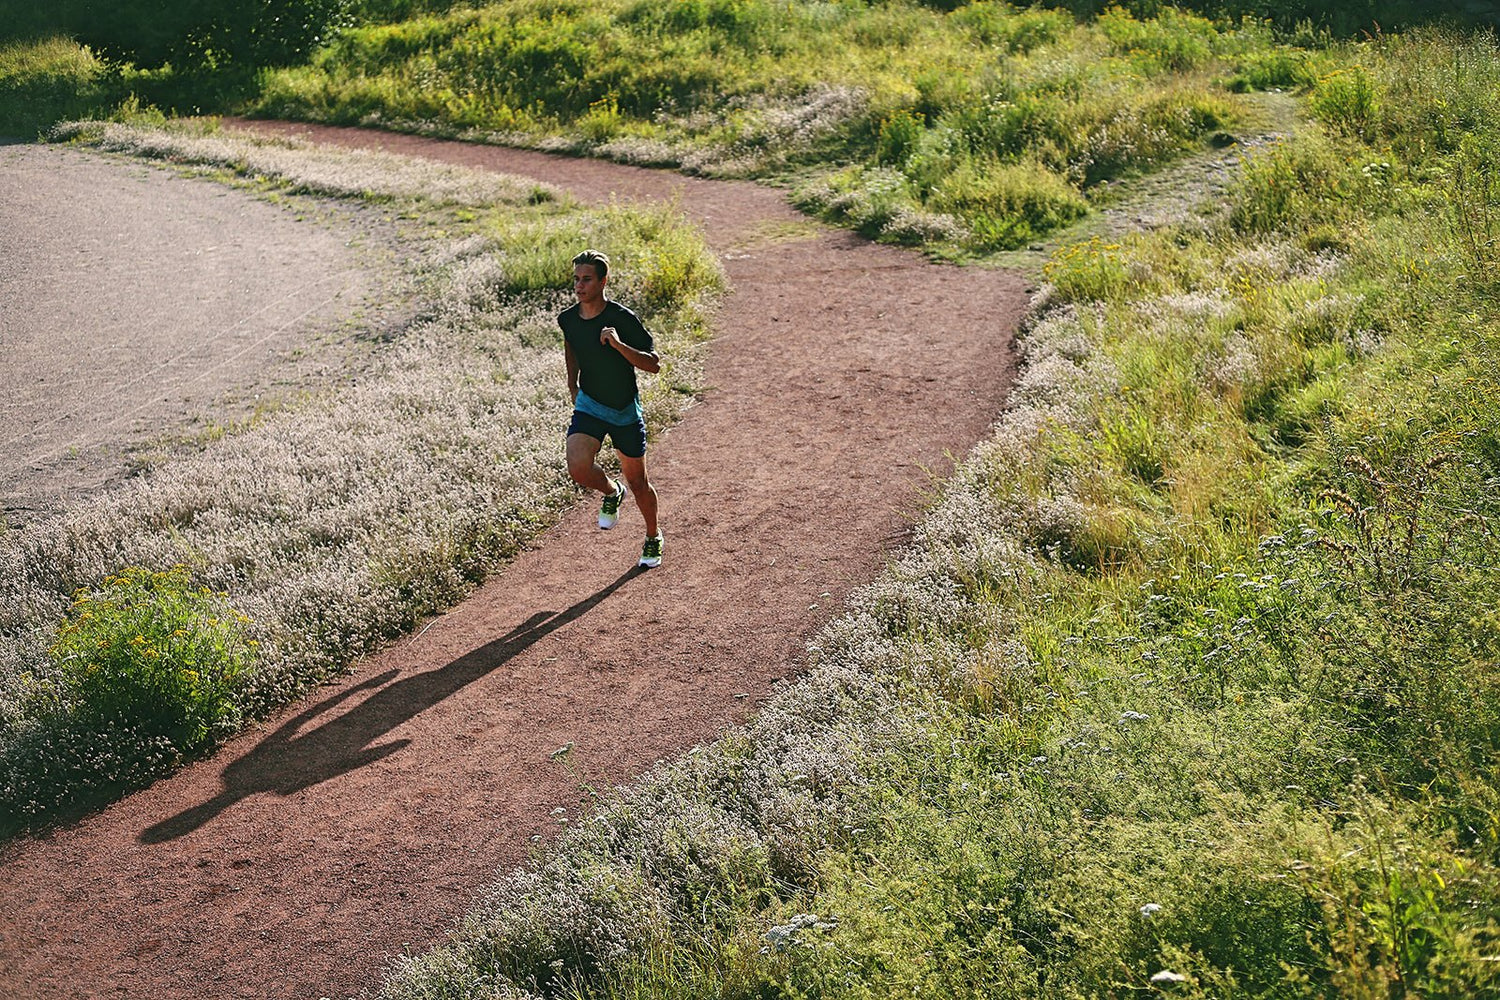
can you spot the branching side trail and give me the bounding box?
[0,126,1030,1000]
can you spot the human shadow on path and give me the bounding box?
[141,567,645,844]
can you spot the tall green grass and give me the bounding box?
[0,35,113,137]
[252,2,1263,254]
[381,26,1500,999]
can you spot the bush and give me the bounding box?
[1043,236,1136,302]
[931,158,1090,250]
[0,35,114,137]
[1226,136,1365,234]
[950,3,1074,54]
[1228,46,1321,92]
[50,567,255,748]
[1097,6,1221,73]
[1310,65,1381,139]
[0,567,256,833]
[56,0,352,70]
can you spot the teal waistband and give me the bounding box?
[575,389,642,425]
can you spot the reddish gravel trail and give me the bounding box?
[0,123,1031,1000]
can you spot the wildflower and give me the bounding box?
[1151,970,1187,984]
[1140,902,1161,916]
[1119,710,1150,723]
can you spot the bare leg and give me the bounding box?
[618,453,658,538]
[566,433,616,494]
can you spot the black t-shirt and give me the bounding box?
[558,300,654,411]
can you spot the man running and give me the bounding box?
[559,249,663,568]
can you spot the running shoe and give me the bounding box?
[639,534,663,568]
[599,481,625,529]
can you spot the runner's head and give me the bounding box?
[572,249,610,309]
[572,249,609,281]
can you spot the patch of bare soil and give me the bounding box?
[0,123,1032,1000]
[0,142,415,529]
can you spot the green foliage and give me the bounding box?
[950,3,1073,54]
[0,35,113,137]
[50,567,254,747]
[1448,136,1500,282]
[1371,25,1500,157]
[1310,65,1381,138]
[793,166,922,241]
[1042,235,1136,301]
[254,0,1249,254]
[1226,134,1368,234]
[1,567,255,833]
[875,107,924,167]
[48,0,352,70]
[931,157,1090,250]
[1033,1,1500,36]
[1097,5,1221,72]
[1227,46,1321,92]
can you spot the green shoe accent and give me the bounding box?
[599,481,625,529]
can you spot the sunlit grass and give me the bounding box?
[252,1,1267,254]
[381,26,1500,1000]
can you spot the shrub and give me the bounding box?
[875,107,923,167]
[47,0,352,70]
[1044,236,1136,302]
[932,158,1090,250]
[792,165,921,241]
[0,35,114,137]
[1096,5,1220,73]
[1372,26,1500,157]
[1310,65,1381,139]
[1226,136,1364,234]
[49,567,254,748]
[950,3,1075,54]
[1448,136,1500,282]
[0,567,256,833]
[1228,46,1321,92]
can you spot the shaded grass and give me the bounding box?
[0,35,114,137]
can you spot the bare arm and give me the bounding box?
[564,341,580,398]
[601,326,660,374]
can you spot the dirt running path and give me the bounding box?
[0,124,1031,1000]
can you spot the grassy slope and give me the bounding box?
[378,21,1500,1000]
[251,1,1258,255]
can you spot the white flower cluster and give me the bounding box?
[679,85,871,176]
